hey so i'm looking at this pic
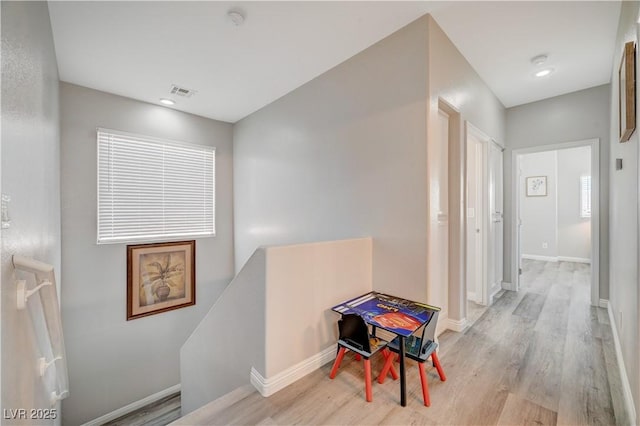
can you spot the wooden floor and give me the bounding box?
[171,259,626,425]
[102,392,181,426]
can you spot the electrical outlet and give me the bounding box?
[542,242,548,249]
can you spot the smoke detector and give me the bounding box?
[531,54,548,66]
[227,9,245,26]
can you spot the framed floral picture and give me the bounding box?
[127,240,195,320]
[526,176,547,197]
[619,41,636,142]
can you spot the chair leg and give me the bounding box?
[417,362,431,407]
[364,358,373,402]
[431,352,446,381]
[383,349,399,380]
[330,347,346,379]
[378,351,393,384]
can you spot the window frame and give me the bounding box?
[96,128,216,244]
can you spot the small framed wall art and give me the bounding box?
[526,176,547,197]
[619,41,636,142]
[127,240,195,320]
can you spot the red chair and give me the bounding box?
[378,306,446,406]
[329,313,398,402]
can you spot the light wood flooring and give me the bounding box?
[101,392,181,426]
[171,259,626,425]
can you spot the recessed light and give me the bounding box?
[159,98,175,106]
[535,68,554,78]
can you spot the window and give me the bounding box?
[97,128,215,244]
[580,175,591,218]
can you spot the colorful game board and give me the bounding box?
[331,292,437,337]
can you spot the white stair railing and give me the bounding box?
[13,255,69,406]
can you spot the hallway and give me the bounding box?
[175,259,624,425]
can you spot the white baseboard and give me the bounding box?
[607,302,637,426]
[558,256,591,264]
[81,384,181,426]
[445,317,468,333]
[522,254,558,262]
[501,281,515,291]
[489,283,504,303]
[599,299,609,309]
[250,345,336,397]
[521,254,591,264]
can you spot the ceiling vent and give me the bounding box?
[169,84,196,98]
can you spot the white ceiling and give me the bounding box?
[48,1,621,123]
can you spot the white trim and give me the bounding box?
[607,302,637,426]
[465,121,491,307]
[522,254,559,262]
[80,384,180,426]
[250,345,336,397]
[445,317,468,332]
[557,256,591,264]
[598,299,608,309]
[500,281,515,291]
[521,255,591,264]
[511,138,600,306]
[467,291,477,302]
[488,283,504,303]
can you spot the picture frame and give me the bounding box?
[127,240,195,320]
[619,41,636,142]
[526,176,547,197]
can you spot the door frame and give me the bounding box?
[465,122,490,306]
[511,138,600,306]
[488,139,505,304]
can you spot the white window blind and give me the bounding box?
[580,175,591,218]
[97,128,215,244]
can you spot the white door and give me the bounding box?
[428,110,449,329]
[466,133,485,304]
[515,155,523,291]
[488,143,504,297]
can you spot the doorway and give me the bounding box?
[512,139,600,305]
[465,123,504,308]
[428,108,449,332]
[466,126,486,305]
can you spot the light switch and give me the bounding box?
[616,158,623,170]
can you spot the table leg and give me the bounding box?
[399,335,406,407]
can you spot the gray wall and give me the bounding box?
[505,84,610,297]
[59,83,234,425]
[426,15,506,321]
[233,14,506,311]
[1,1,62,420]
[608,0,640,415]
[233,16,430,302]
[520,151,558,258]
[519,147,592,260]
[558,146,592,260]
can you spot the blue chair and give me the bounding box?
[378,306,446,406]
